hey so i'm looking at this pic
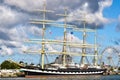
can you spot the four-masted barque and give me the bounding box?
[21,0,106,76]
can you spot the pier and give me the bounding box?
[0,69,24,78]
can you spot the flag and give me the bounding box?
[70,32,73,40]
[71,36,73,40]
[70,32,73,34]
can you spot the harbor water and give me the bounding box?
[0,75,120,80]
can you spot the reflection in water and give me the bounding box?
[1,75,120,80]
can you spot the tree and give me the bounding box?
[30,63,34,66]
[19,61,24,64]
[118,67,120,70]
[1,60,20,69]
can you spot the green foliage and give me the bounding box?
[1,60,20,69]
[118,67,120,70]
[30,63,34,66]
[19,61,24,64]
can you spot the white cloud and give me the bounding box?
[99,0,113,12]
[65,0,113,26]
[4,0,113,25]
[66,33,83,52]
[3,25,43,41]
[27,26,43,36]
[0,45,13,55]
[0,5,28,28]
[0,24,44,55]
[1,0,113,29]
[67,33,83,43]
[46,44,58,52]
[0,6,16,27]
[4,0,44,12]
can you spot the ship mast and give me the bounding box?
[29,0,54,69]
[93,24,98,66]
[80,14,88,65]
[41,0,46,69]
[75,14,98,66]
[57,8,68,66]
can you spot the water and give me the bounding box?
[0,75,120,80]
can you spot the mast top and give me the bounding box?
[33,0,54,13]
[56,7,68,17]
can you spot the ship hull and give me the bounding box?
[21,68,106,75]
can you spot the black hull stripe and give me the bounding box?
[21,69,106,75]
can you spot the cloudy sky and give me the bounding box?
[0,0,120,64]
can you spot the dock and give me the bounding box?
[0,69,24,78]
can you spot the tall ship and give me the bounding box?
[21,0,106,76]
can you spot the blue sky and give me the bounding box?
[100,0,120,46]
[0,0,120,65]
